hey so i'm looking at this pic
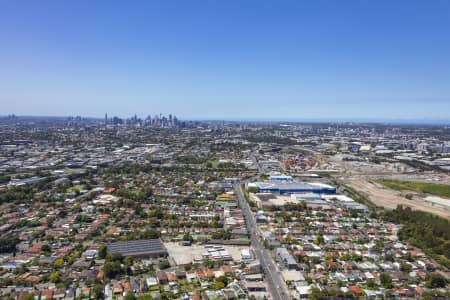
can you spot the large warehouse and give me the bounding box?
[252,181,336,195]
[108,239,167,258]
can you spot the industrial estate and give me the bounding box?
[0,116,449,299]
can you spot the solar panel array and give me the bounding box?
[108,239,166,257]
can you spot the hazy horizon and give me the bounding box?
[2,114,450,126]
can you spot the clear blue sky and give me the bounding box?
[1,0,449,121]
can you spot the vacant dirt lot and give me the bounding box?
[344,178,450,219]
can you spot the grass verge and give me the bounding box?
[376,179,450,199]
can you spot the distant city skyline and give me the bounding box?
[1,1,450,121]
[3,114,450,126]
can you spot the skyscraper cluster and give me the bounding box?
[104,113,179,127]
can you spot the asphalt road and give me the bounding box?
[234,183,290,300]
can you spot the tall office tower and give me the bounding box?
[105,113,108,125]
[145,115,152,127]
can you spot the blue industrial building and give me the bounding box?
[253,181,336,195]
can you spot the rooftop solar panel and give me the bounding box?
[107,239,166,257]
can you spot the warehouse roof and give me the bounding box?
[108,239,166,257]
[254,181,335,191]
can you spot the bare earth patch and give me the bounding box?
[344,178,450,219]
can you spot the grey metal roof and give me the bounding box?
[107,239,166,256]
[255,181,334,190]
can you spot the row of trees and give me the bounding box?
[383,205,450,268]
[211,229,232,240]
[115,187,153,202]
[0,181,49,204]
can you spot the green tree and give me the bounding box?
[104,260,121,279]
[98,245,107,259]
[0,237,19,253]
[366,279,376,289]
[350,254,363,262]
[213,280,225,290]
[425,273,447,288]
[380,273,393,289]
[92,284,104,299]
[54,258,64,269]
[400,262,412,272]
[124,291,137,300]
[216,275,229,286]
[203,257,214,268]
[124,256,134,275]
[41,244,51,254]
[183,233,193,242]
[49,272,60,282]
[158,259,170,270]
[308,287,326,300]
[23,293,35,300]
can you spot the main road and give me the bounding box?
[234,183,290,300]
